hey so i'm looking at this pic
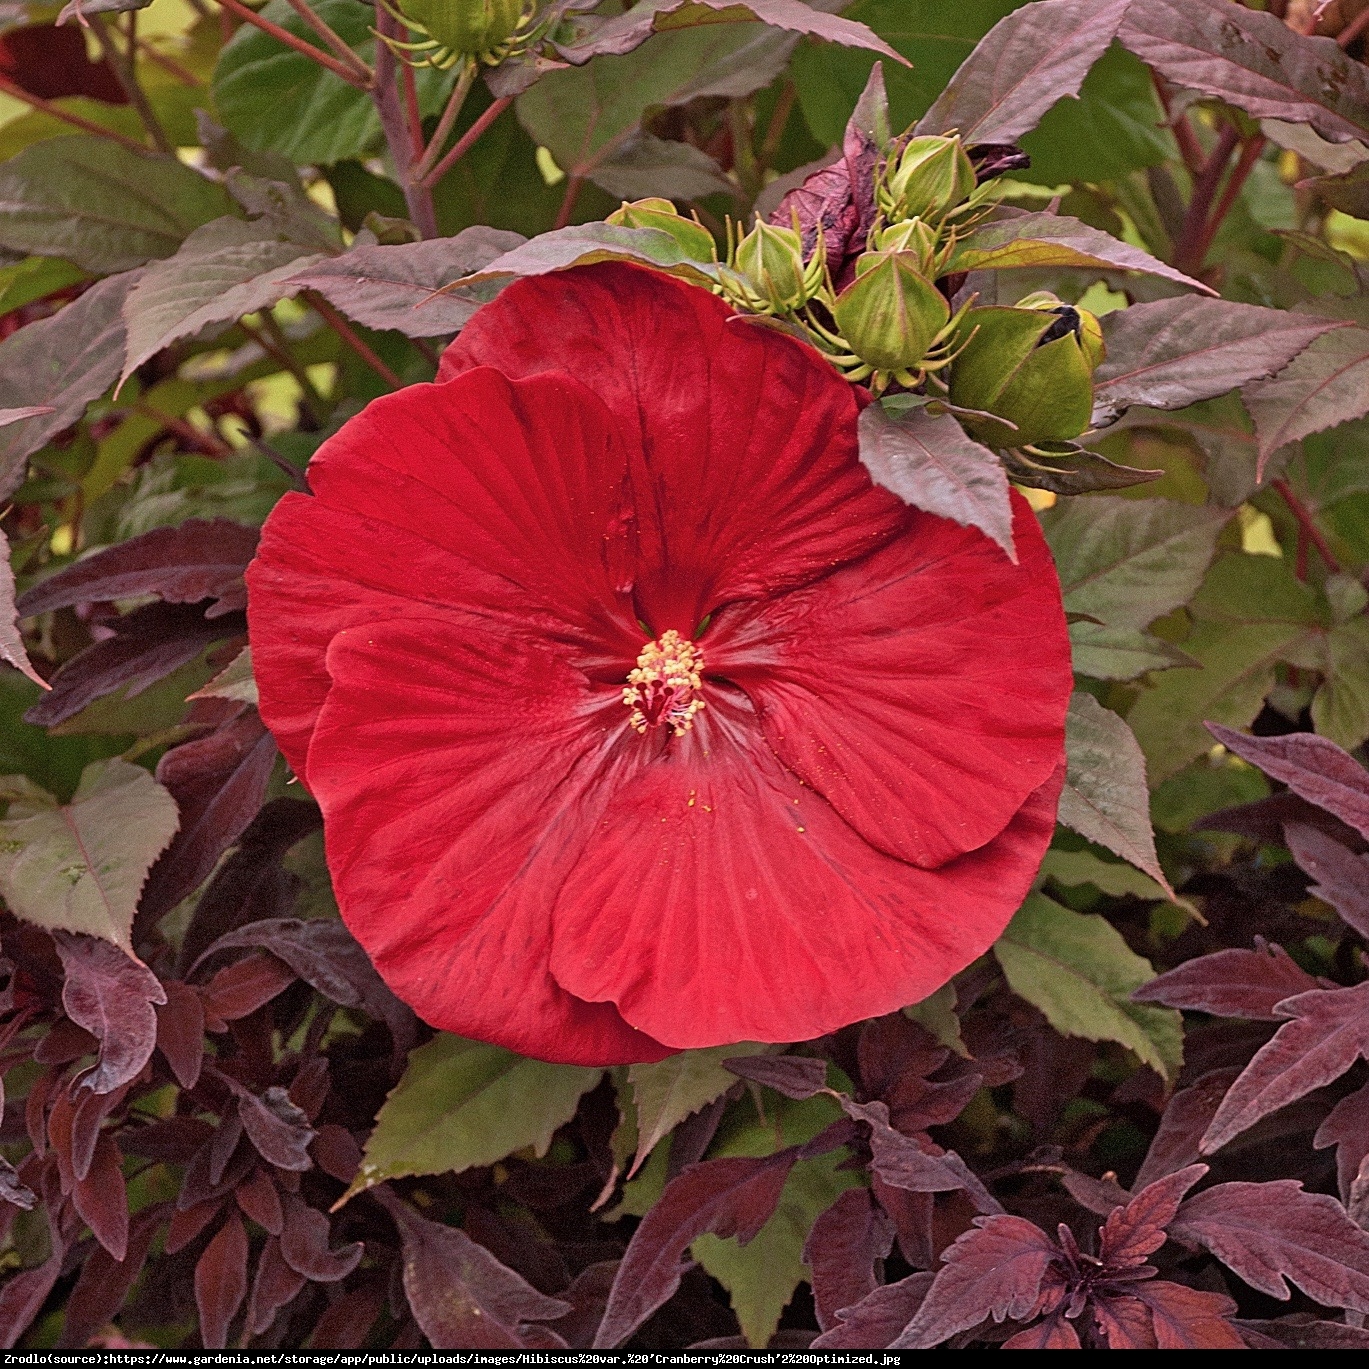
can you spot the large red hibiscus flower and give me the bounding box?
[246,263,1071,1065]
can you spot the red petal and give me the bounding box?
[707,492,1072,867]
[247,367,642,777]
[548,690,1063,1049]
[440,264,908,633]
[305,614,669,1065]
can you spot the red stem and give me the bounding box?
[277,0,372,78]
[1191,134,1267,268]
[0,75,154,155]
[1150,70,1204,177]
[418,95,511,189]
[554,174,584,230]
[1273,478,1340,574]
[1173,124,1241,276]
[214,0,369,87]
[402,61,424,160]
[306,291,404,389]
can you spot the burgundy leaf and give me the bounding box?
[1171,1180,1369,1311]
[69,1081,126,1181]
[811,1273,935,1350]
[32,1018,96,1067]
[311,1124,362,1186]
[1118,0,1369,145]
[179,1123,255,1211]
[594,1152,800,1347]
[1284,822,1369,939]
[1206,724,1369,839]
[723,1053,827,1099]
[244,1235,305,1337]
[195,1211,249,1349]
[208,1113,245,1188]
[199,951,297,1030]
[60,1207,160,1349]
[1099,1165,1207,1269]
[73,1131,128,1260]
[287,1056,330,1122]
[893,1215,1060,1349]
[53,932,165,1094]
[1235,1314,1369,1348]
[966,143,1031,181]
[17,519,259,619]
[279,1193,362,1282]
[1133,1068,1242,1191]
[1132,938,1320,1021]
[803,1188,894,1332]
[1195,791,1368,851]
[123,1115,214,1165]
[1131,1281,1244,1350]
[154,979,204,1090]
[1060,1169,1130,1217]
[0,1222,63,1349]
[1005,1307,1085,1348]
[0,1156,35,1210]
[0,528,45,689]
[140,709,278,924]
[918,0,1130,145]
[1201,982,1369,1152]
[230,1081,316,1172]
[305,1283,385,1349]
[1314,1083,1369,1203]
[235,1168,284,1235]
[376,1189,571,1350]
[552,1261,618,1349]
[24,601,234,728]
[166,1198,224,1255]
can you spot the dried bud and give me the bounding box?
[881,135,976,222]
[966,142,1032,183]
[607,198,716,262]
[832,251,951,375]
[948,295,1105,448]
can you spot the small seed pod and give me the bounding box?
[832,251,951,375]
[607,199,716,262]
[948,296,1105,448]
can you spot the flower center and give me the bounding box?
[622,630,706,736]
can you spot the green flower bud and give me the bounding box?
[948,298,1105,448]
[399,0,527,58]
[606,198,716,261]
[733,220,817,311]
[882,136,975,222]
[832,252,951,375]
[870,217,940,275]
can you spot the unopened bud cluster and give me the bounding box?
[379,0,537,70]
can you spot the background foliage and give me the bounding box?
[4,0,1369,1350]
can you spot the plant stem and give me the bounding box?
[418,93,510,189]
[413,59,476,184]
[1272,478,1341,573]
[554,174,584,229]
[1172,123,1241,277]
[371,3,438,238]
[0,75,154,155]
[1197,134,1266,262]
[214,0,370,87]
[278,0,373,80]
[757,81,796,177]
[1340,5,1369,46]
[91,12,176,155]
[727,97,761,213]
[305,290,404,389]
[132,402,233,457]
[238,315,327,425]
[133,37,200,85]
[1150,70,1204,178]
[402,60,424,159]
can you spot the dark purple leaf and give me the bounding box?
[154,978,204,1090]
[244,1235,306,1338]
[1132,1068,1241,1191]
[279,1193,362,1282]
[0,529,46,690]
[918,0,1130,144]
[305,1283,386,1349]
[53,931,165,1094]
[0,1156,34,1211]
[1133,939,1320,1021]
[73,1132,128,1260]
[1284,822,1369,939]
[1171,1180,1369,1311]
[1130,1282,1244,1350]
[311,1124,362,1186]
[1061,1168,1130,1216]
[1205,724,1369,839]
[214,1073,315,1173]
[235,1167,283,1235]
[69,1082,125,1182]
[804,1188,894,1332]
[0,1221,63,1348]
[24,601,234,728]
[198,951,297,1029]
[1091,299,1342,425]
[967,143,1031,181]
[167,1196,219,1248]
[60,1208,159,1349]
[1201,981,1369,1152]
[375,1189,570,1349]
[1005,1307,1084,1348]
[208,1113,245,1188]
[723,1053,826,1099]
[594,1152,799,1347]
[1235,1314,1369,1349]
[17,519,258,619]
[893,1215,1060,1348]
[811,1273,934,1350]
[1195,790,1367,850]
[1118,0,1369,145]
[857,404,1016,562]
[1314,1083,1369,1204]
[195,1211,249,1349]
[139,709,279,925]
[1098,1165,1207,1269]
[32,1018,97,1067]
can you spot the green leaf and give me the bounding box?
[1311,616,1369,752]
[346,1034,603,1198]
[1039,847,1170,902]
[0,529,44,691]
[0,257,86,317]
[1069,622,1197,681]
[1060,692,1173,895]
[903,982,968,1057]
[0,137,231,274]
[628,1043,767,1176]
[213,0,448,165]
[1041,496,1228,630]
[517,20,794,193]
[188,646,258,708]
[993,892,1183,1080]
[120,217,329,385]
[0,759,178,952]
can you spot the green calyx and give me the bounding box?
[947,295,1105,448]
[606,199,716,262]
[381,0,533,68]
[724,217,825,314]
[831,252,951,379]
[880,135,976,224]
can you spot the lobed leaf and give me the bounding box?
[1287,822,1369,939]
[1133,939,1321,1021]
[811,1272,934,1351]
